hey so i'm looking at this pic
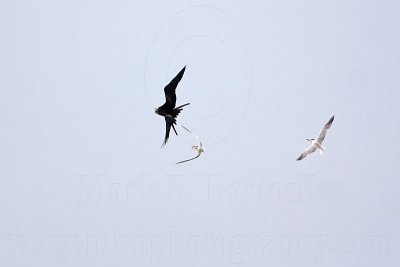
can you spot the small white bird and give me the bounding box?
[176,125,205,164]
[297,116,335,161]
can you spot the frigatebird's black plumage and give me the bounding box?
[155,66,190,147]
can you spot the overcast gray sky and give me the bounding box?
[1,1,400,266]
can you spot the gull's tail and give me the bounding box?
[319,146,326,155]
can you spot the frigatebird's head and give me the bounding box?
[306,138,315,142]
[154,108,160,115]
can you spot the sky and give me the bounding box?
[1,0,400,266]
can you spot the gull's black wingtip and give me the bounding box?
[326,115,335,126]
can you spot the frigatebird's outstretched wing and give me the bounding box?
[163,66,186,108]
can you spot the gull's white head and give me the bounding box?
[306,138,315,142]
[192,145,205,153]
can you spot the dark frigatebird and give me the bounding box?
[155,66,190,147]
